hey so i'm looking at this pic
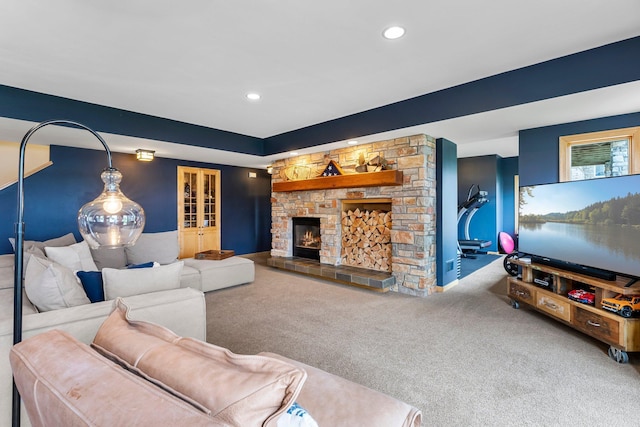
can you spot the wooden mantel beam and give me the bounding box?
[272,170,404,192]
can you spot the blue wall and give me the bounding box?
[436,138,458,287]
[0,145,272,255]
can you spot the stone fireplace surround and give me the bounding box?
[270,134,437,297]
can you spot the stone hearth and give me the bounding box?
[266,257,395,291]
[270,134,436,297]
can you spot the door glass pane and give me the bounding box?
[203,172,216,227]
[184,172,198,228]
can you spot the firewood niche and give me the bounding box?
[341,198,392,272]
[272,170,403,192]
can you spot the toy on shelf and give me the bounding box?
[601,294,640,318]
[567,289,595,305]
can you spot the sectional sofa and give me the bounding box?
[0,230,254,426]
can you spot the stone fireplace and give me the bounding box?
[270,134,437,297]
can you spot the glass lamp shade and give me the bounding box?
[77,168,145,249]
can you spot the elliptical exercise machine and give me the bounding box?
[457,184,492,258]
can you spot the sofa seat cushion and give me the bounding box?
[180,264,202,290]
[0,288,38,322]
[0,254,13,291]
[92,299,306,427]
[10,329,224,427]
[183,256,255,292]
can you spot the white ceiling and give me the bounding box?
[1,0,640,168]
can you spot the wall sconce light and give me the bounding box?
[266,165,273,175]
[136,149,155,161]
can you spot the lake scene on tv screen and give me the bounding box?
[519,175,640,279]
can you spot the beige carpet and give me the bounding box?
[206,254,640,426]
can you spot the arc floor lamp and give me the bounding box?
[12,120,145,426]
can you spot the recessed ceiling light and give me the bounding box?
[383,26,405,40]
[246,93,261,101]
[347,140,358,145]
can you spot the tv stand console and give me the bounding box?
[507,259,640,363]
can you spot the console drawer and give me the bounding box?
[508,280,535,305]
[536,293,570,322]
[572,306,621,346]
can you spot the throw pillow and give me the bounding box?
[277,402,319,427]
[124,230,179,265]
[45,240,98,271]
[102,261,183,300]
[24,256,90,312]
[75,271,104,303]
[126,261,155,269]
[92,299,307,427]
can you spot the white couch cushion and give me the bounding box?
[184,256,255,292]
[0,288,38,322]
[125,231,179,265]
[9,232,76,253]
[180,264,202,290]
[90,246,128,270]
[102,261,183,300]
[45,240,98,271]
[24,256,90,312]
[0,255,13,291]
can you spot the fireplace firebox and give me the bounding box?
[292,217,321,260]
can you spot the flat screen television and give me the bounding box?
[518,174,640,281]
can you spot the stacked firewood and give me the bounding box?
[341,209,392,271]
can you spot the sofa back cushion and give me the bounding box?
[9,232,76,253]
[10,330,224,427]
[90,246,128,270]
[92,299,307,427]
[124,230,179,265]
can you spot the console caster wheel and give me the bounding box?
[608,346,629,363]
[503,252,519,276]
[511,299,520,309]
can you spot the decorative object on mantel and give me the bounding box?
[279,164,315,181]
[320,160,344,176]
[356,154,389,173]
